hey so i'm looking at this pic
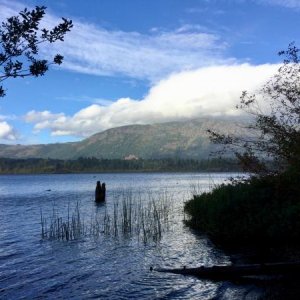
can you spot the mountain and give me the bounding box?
[0,118,243,160]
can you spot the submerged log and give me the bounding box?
[156,261,300,280]
[95,181,106,202]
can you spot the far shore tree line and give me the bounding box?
[0,157,241,174]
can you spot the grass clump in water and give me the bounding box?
[41,202,85,241]
[41,190,173,243]
[90,191,172,243]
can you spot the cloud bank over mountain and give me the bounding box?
[25,63,278,137]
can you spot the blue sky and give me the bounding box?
[0,0,299,144]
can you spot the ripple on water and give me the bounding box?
[0,173,255,299]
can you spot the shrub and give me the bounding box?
[184,171,300,247]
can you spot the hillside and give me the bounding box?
[0,118,243,160]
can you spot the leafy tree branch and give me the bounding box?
[0,6,73,97]
[208,42,300,176]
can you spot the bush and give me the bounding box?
[184,171,300,247]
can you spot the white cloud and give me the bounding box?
[25,110,64,123]
[45,22,231,81]
[235,0,300,8]
[189,0,300,9]
[0,0,233,82]
[259,0,300,8]
[0,114,16,121]
[0,0,23,17]
[0,121,17,140]
[25,63,278,138]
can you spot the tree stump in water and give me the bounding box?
[95,181,106,202]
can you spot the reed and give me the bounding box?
[40,190,174,243]
[41,202,85,241]
[94,191,172,243]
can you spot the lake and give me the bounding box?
[0,172,264,299]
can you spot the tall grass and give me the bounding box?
[41,190,174,243]
[41,202,85,241]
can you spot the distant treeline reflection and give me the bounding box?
[0,157,241,174]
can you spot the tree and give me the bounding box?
[208,43,300,176]
[0,6,73,97]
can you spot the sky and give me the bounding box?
[0,0,299,144]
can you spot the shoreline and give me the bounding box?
[0,170,244,175]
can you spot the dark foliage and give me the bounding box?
[0,6,72,97]
[184,172,300,247]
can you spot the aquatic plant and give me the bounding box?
[40,190,174,243]
[41,202,85,241]
[90,191,173,243]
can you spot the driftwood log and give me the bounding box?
[95,181,106,202]
[156,261,300,280]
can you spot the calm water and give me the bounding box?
[0,172,263,299]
